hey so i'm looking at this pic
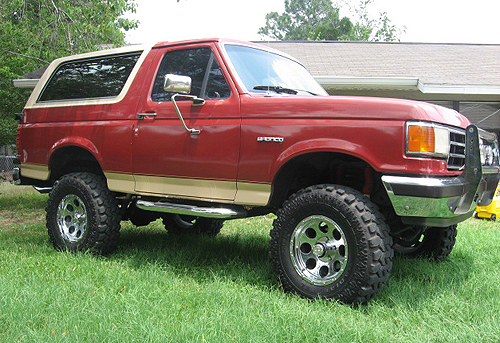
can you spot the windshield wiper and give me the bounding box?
[253,85,298,95]
[253,85,321,96]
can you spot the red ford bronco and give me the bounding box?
[14,38,500,304]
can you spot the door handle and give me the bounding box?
[137,112,157,120]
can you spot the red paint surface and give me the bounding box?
[18,39,470,188]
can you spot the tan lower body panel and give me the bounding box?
[234,182,272,206]
[20,163,50,180]
[105,172,136,194]
[134,174,236,201]
[105,172,271,206]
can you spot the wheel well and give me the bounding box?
[269,152,377,208]
[49,146,103,183]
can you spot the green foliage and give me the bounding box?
[0,0,138,145]
[259,0,401,42]
[348,0,399,41]
[0,118,18,147]
[258,0,354,41]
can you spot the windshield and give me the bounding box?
[224,44,328,96]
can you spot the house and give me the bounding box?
[267,41,500,134]
[14,41,500,134]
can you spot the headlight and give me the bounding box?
[406,121,450,158]
[479,135,500,167]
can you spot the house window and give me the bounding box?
[431,101,500,134]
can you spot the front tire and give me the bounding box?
[392,225,457,261]
[270,184,393,305]
[46,172,121,254]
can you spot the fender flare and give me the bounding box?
[270,138,377,179]
[47,137,103,173]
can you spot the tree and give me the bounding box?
[0,0,138,146]
[258,0,401,42]
[347,0,399,42]
[258,0,354,41]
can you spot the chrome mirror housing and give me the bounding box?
[163,74,191,94]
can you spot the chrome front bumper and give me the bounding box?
[382,125,500,227]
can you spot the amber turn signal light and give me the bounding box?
[407,125,435,153]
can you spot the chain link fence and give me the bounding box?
[0,156,17,183]
[1,146,17,183]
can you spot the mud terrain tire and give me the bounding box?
[393,225,457,262]
[162,214,223,237]
[46,172,121,254]
[270,184,393,305]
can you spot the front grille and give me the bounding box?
[448,130,466,170]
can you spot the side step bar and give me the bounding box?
[34,186,52,194]
[136,200,247,219]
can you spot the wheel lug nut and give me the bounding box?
[312,244,325,257]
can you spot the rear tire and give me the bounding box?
[162,214,223,237]
[46,172,121,254]
[270,184,393,305]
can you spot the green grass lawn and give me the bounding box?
[1,183,499,342]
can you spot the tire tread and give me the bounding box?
[270,184,393,305]
[46,172,121,254]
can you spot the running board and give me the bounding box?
[33,186,52,194]
[136,200,247,219]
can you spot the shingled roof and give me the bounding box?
[16,41,500,97]
[263,41,500,101]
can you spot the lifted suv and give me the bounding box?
[15,38,500,304]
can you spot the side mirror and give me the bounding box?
[163,74,191,94]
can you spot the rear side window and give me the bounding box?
[38,52,141,102]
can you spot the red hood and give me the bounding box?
[241,94,470,129]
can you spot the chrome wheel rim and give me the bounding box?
[290,215,348,285]
[57,194,87,243]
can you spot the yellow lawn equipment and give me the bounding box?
[475,184,500,221]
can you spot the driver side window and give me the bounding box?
[151,47,231,102]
